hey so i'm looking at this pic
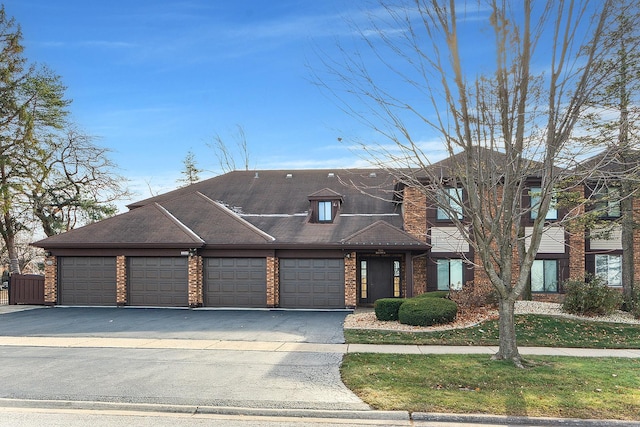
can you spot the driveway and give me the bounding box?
[0,306,348,343]
[0,307,369,411]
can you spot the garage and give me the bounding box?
[279,258,345,309]
[128,257,188,306]
[58,257,116,306]
[204,258,266,307]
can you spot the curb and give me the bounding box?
[0,398,637,426]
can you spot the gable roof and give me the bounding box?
[34,202,205,249]
[341,220,427,246]
[35,168,427,251]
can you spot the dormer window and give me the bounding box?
[308,188,343,224]
[318,201,333,222]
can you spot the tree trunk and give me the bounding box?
[621,178,635,303]
[492,297,523,367]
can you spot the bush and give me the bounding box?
[449,281,497,311]
[398,297,458,326]
[374,298,406,321]
[625,290,640,320]
[414,291,450,299]
[562,275,623,316]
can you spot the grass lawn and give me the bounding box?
[344,314,640,348]
[341,353,640,420]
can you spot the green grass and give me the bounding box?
[341,353,640,420]
[344,314,640,348]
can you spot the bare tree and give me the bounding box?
[318,0,615,366]
[210,124,252,173]
[28,127,128,237]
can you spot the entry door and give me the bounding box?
[362,258,399,303]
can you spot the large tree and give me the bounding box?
[320,0,616,366]
[0,6,127,272]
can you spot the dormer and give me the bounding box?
[308,188,343,223]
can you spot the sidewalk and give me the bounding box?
[1,335,639,357]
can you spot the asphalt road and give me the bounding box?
[0,307,368,411]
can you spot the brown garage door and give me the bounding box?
[279,258,345,309]
[128,257,188,307]
[204,258,266,307]
[58,257,116,306]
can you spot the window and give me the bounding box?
[531,260,558,292]
[318,201,332,222]
[437,188,463,220]
[393,260,401,297]
[530,187,557,220]
[593,186,621,218]
[595,254,622,287]
[436,259,463,290]
[360,260,367,299]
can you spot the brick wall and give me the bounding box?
[188,255,203,307]
[266,256,278,307]
[568,186,586,280]
[412,256,427,295]
[344,252,357,308]
[116,255,127,305]
[43,255,57,305]
[402,186,427,242]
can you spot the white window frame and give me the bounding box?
[318,201,332,222]
[437,188,463,221]
[530,187,557,220]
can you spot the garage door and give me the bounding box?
[128,257,188,306]
[58,257,116,306]
[204,258,266,307]
[279,258,345,309]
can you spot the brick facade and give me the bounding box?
[188,255,203,307]
[116,255,127,305]
[266,256,278,307]
[344,252,357,308]
[43,255,57,305]
[402,186,427,242]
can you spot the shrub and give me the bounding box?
[398,297,458,326]
[625,290,640,320]
[449,281,497,311]
[562,275,623,316]
[414,291,449,299]
[374,298,406,321]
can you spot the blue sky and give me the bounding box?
[6,0,413,206]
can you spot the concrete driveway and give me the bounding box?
[0,307,368,411]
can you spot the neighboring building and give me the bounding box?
[34,151,636,308]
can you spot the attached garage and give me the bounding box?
[128,257,188,306]
[279,258,345,309]
[204,258,266,307]
[58,257,117,306]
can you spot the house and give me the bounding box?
[34,169,429,308]
[34,150,636,309]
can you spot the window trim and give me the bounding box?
[318,201,333,223]
[529,186,558,221]
[436,258,464,291]
[592,185,621,219]
[595,253,622,288]
[436,187,463,221]
[530,259,559,293]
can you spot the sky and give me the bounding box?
[5,0,414,208]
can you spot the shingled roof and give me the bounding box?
[34,169,429,251]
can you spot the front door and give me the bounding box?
[360,258,401,304]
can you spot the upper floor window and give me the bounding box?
[437,188,463,220]
[531,259,558,292]
[318,201,333,222]
[529,187,557,220]
[593,186,621,218]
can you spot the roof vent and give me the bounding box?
[254,172,259,179]
[369,172,377,178]
[328,172,335,178]
[286,173,293,179]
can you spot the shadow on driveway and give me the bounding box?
[0,307,349,344]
